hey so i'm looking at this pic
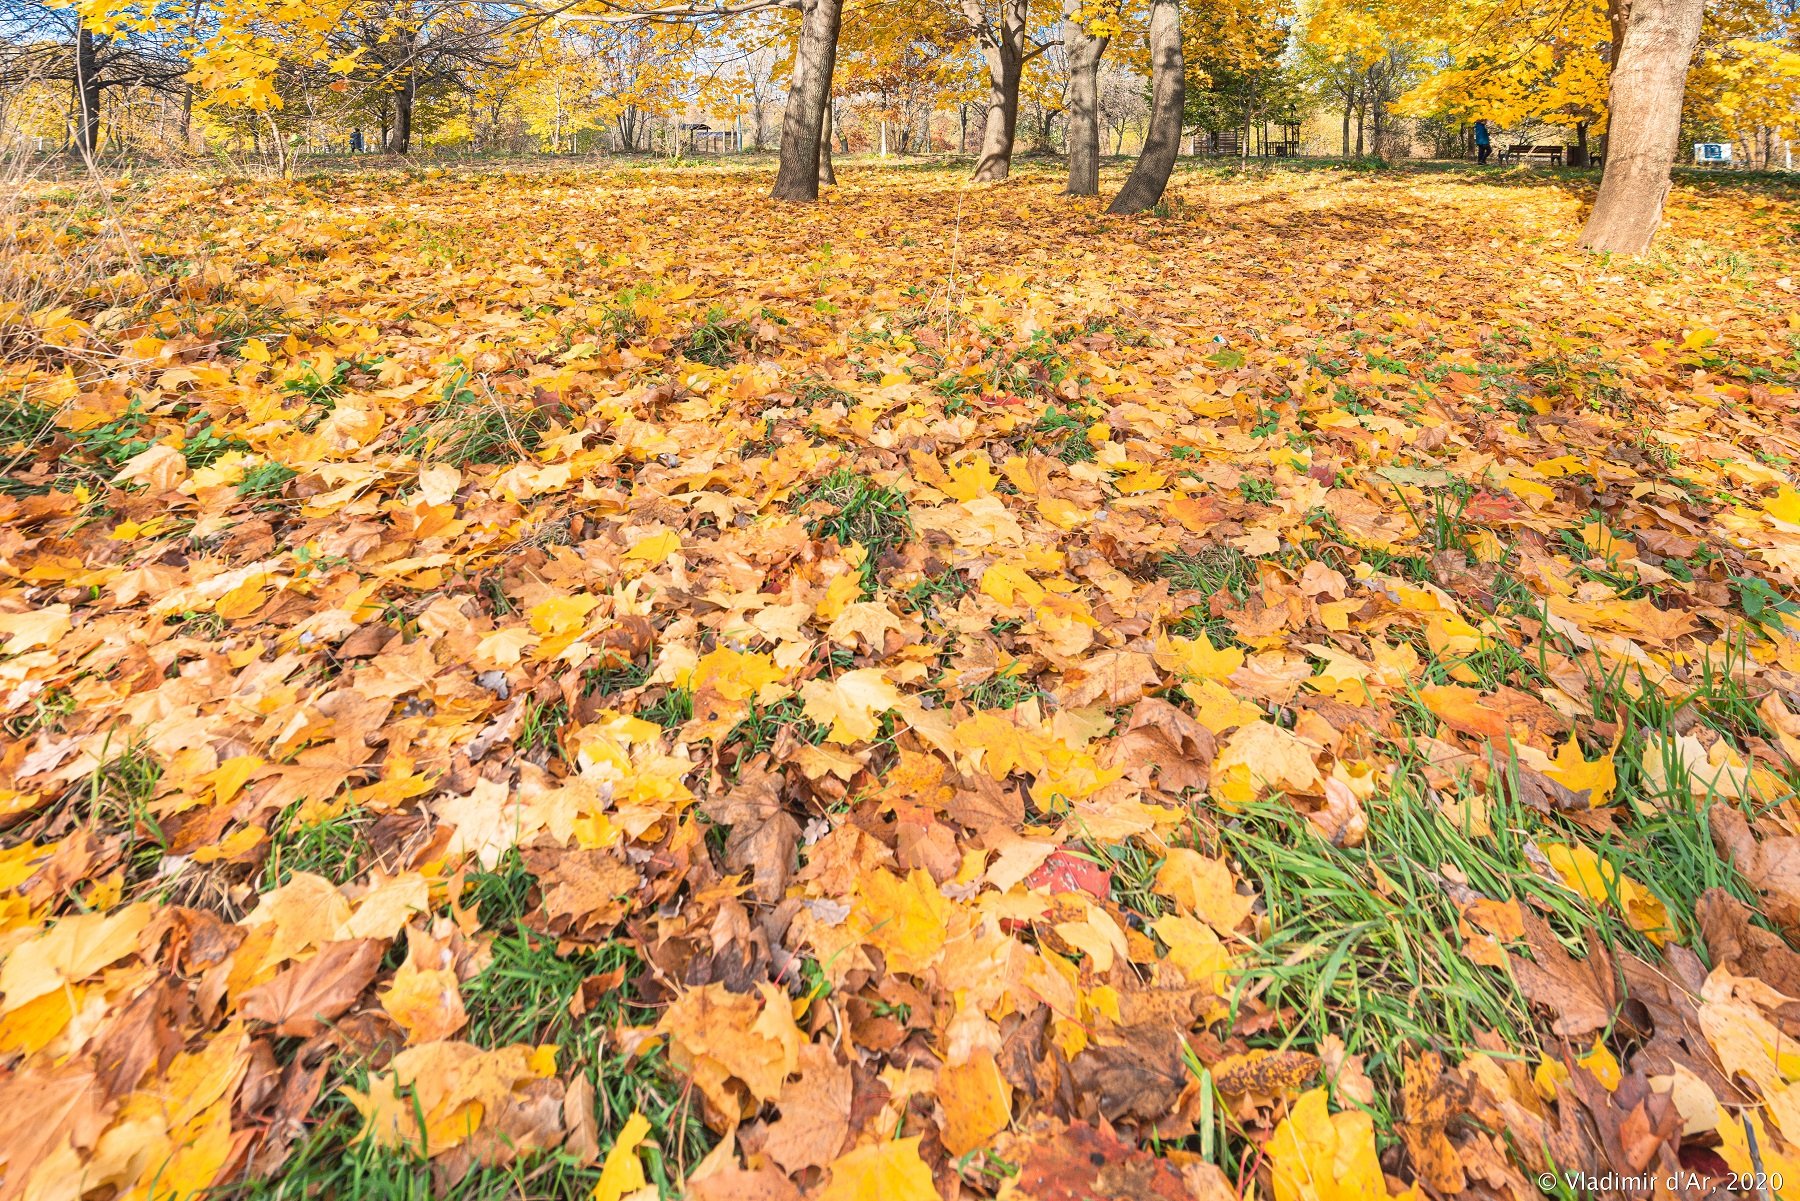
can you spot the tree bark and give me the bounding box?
[968,0,1028,181]
[819,96,836,185]
[386,67,415,154]
[1107,0,1183,213]
[1063,0,1109,195]
[74,21,103,157]
[771,0,843,201]
[1571,120,1590,167]
[1578,0,1704,254]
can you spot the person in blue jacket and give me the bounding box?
[1473,119,1492,165]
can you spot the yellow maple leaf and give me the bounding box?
[1154,632,1246,682]
[1269,1088,1403,1201]
[380,932,468,1044]
[0,904,153,1014]
[622,530,681,565]
[981,561,1046,607]
[529,594,602,637]
[817,1137,939,1201]
[856,868,951,977]
[592,1111,652,1201]
[801,669,902,744]
[1764,486,1800,527]
[690,646,786,702]
[1153,849,1252,933]
[1540,842,1672,943]
[1542,739,1616,807]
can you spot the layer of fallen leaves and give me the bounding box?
[1,159,1799,1201]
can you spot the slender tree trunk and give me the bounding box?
[1579,0,1705,253]
[1063,0,1109,195]
[73,22,103,157]
[386,67,415,154]
[1107,0,1183,213]
[771,0,843,201]
[1341,93,1351,157]
[819,96,836,185]
[968,0,1027,181]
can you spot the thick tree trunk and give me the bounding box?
[1063,0,1109,195]
[968,0,1028,181]
[771,0,843,201]
[1578,0,1704,253]
[1107,0,1183,214]
[386,68,415,154]
[1571,120,1590,167]
[819,96,836,185]
[74,22,103,157]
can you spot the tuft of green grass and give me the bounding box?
[263,803,372,887]
[223,856,710,1200]
[903,569,972,617]
[638,686,694,730]
[581,658,651,699]
[966,664,1042,711]
[397,369,559,467]
[0,395,59,452]
[1161,545,1256,601]
[238,461,298,500]
[1033,402,1096,463]
[517,698,569,763]
[797,467,911,592]
[679,307,751,368]
[720,696,828,764]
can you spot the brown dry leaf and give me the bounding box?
[1007,1119,1192,1201]
[699,767,802,906]
[762,1042,852,1173]
[239,940,383,1038]
[1509,913,1618,1037]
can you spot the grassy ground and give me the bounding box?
[0,157,1797,1200]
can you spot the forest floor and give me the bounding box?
[1,158,1799,1201]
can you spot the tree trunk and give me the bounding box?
[771,0,843,201]
[1578,0,1705,253]
[1107,0,1183,213]
[74,21,103,157]
[1340,94,1351,157]
[1571,120,1590,167]
[819,96,836,185]
[386,68,415,154]
[969,0,1027,182]
[1063,0,1109,195]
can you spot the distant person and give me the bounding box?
[350,128,364,154]
[1473,119,1492,165]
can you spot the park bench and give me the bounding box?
[1499,144,1565,166]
